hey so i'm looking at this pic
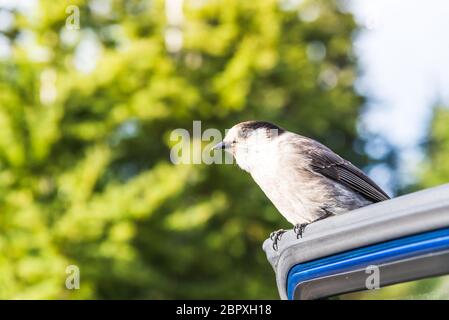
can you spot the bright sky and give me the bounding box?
[349,0,449,192]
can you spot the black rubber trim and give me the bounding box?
[293,250,449,300]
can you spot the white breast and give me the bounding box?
[244,135,322,225]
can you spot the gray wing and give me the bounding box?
[301,139,390,203]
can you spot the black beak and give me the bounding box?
[213,141,228,150]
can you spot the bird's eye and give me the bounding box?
[232,140,236,145]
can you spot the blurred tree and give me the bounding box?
[0,0,366,298]
[419,106,449,189]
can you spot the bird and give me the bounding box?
[214,121,390,250]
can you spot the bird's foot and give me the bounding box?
[270,229,286,251]
[294,223,308,239]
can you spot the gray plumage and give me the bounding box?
[216,121,390,226]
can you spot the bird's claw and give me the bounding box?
[270,229,286,251]
[294,223,307,239]
[270,224,308,250]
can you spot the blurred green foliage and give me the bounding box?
[337,274,449,300]
[0,0,367,299]
[420,106,449,188]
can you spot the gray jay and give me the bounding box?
[214,121,390,250]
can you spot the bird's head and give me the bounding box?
[214,121,284,172]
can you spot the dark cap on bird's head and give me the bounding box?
[237,120,284,133]
[213,121,284,150]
